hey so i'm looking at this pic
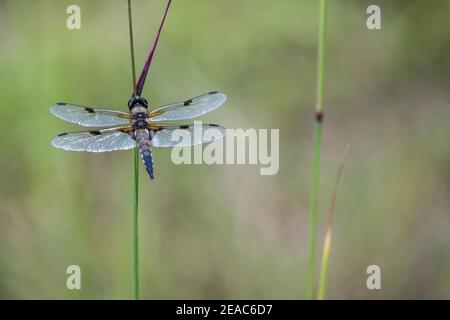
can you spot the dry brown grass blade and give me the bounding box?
[317,144,350,300]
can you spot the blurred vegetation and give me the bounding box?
[0,0,449,299]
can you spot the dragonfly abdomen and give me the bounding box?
[135,129,154,179]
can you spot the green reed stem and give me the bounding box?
[317,145,349,300]
[132,148,140,300]
[306,0,328,300]
[128,0,137,96]
[128,0,139,300]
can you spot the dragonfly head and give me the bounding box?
[128,96,148,110]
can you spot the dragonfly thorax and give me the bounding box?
[132,111,148,129]
[130,96,149,129]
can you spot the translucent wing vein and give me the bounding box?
[51,128,136,152]
[50,103,131,127]
[148,91,227,122]
[151,124,226,148]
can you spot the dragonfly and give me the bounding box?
[50,91,227,179]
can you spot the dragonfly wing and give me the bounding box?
[51,127,136,152]
[50,103,131,127]
[148,91,227,122]
[150,124,226,148]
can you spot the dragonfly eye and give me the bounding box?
[128,97,136,109]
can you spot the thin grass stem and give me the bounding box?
[317,145,349,300]
[306,0,328,300]
[132,147,140,300]
[128,0,137,96]
[128,0,139,300]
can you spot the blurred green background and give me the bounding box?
[0,0,449,299]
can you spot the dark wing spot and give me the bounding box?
[183,99,193,106]
[179,125,190,129]
[56,102,66,106]
[89,130,102,135]
[84,107,95,113]
[208,91,218,95]
[57,132,68,136]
